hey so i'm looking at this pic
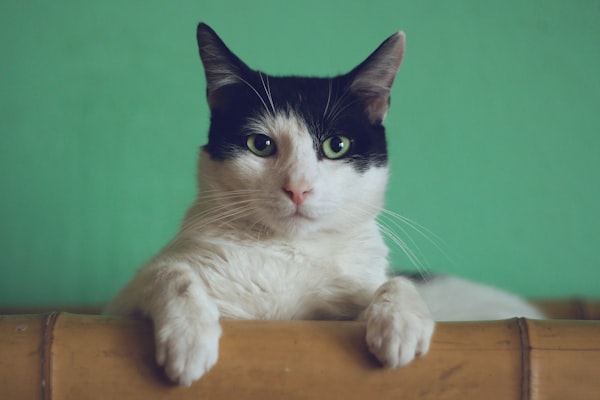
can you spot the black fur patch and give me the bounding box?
[204,73,388,172]
[197,23,404,173]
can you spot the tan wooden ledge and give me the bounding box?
[1,313,600,400]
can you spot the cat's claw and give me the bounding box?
[154,318,222,386]
[363,277,435,368]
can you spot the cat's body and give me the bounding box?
[105,23,543,386]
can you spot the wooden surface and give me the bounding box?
[1,313,600,400]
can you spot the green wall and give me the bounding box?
[1,0,599,306]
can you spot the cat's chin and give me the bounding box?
[260,209,324,238]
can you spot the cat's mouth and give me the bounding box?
[281,206,317,223]
[288,208,314,221]
[270,209,319,237]
[262,203,320,235]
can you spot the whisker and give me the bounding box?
[325,84,353,123]
[233,73,271,115]
[377,221,431,279]
[182,205,256,235]
[328,97,358,123]
[343,201,428,273]
[198,189,265,201]
[259,72,276,115]
[181,198,258,232]
[379,209,455,266]
[323,78,333,120]
[378,214,429,264]
[181,187,282,237]
[344,201,451,280]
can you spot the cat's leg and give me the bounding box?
[104,261,221,386]
[360,276,435,368]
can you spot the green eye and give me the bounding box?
[322,135,351,159]
[246,134,276,157]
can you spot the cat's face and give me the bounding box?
[195,24,405,238]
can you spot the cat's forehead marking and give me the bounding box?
[247,110,307,136]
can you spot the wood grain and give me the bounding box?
[1,313,599,399]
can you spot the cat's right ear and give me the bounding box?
[347,31,406,125]
[196,23,250,110]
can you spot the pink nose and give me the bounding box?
[282,184,313,205]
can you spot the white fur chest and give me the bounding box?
[176,223,389,321]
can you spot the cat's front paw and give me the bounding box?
[154,317,222,386]
[363,278,435,368]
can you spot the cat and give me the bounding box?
[104,22,543,387]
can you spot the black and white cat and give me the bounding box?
[104,23,543,386]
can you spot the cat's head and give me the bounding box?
[194,23,405,238]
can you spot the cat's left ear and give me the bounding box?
[348,32,406,124]
[196,23,251,110]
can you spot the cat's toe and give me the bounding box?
[366,309,434,368]
[155,319,222,386]
[364,278,435,368]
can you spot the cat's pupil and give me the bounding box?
[254,134,271,151]
[330,136,345,153]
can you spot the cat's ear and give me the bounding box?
[196,23,251,109]
[348,32,406,124]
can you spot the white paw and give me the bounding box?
[364,278,435,368]
[154,317,222,386]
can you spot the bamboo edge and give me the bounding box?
[1,313,599,399]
